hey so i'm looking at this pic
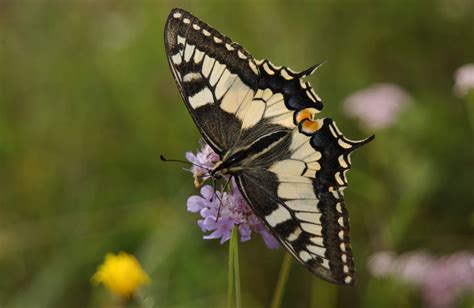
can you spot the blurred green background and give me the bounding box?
[1,0,473,307]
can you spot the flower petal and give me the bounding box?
[238,224,252,242]
[185,151,198,164]
[200,206,217,219]
[219,228,232,244]
[260,230,280,249]
[204,229,223,240]
[200,185,215,200]
[200,216,219,231]
[186,196,206,213]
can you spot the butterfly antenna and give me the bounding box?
[160,155,211,171]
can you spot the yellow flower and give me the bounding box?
[92,252,150,298]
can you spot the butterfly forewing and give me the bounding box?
[164,9,260,153]
[164,8,373,285]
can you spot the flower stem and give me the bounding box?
[232,227,242,308]
[228,227,241,308]
[228,229,235,308]
[270,253,292,308]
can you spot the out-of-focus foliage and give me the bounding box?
[0,0,473,307]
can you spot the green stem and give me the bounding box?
[270,253,292,308]
[232,228,241,308]
[227,229,235,308]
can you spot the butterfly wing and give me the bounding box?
[236,119,373,285]
[165,8,262,154]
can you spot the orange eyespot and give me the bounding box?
[296,110,312,123]
[300,118,322,134]
[295,107,320,124]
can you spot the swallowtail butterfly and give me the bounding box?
[164,8,374,285]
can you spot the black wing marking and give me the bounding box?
[309,118,374,192]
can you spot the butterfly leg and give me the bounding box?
[214,176,233,222]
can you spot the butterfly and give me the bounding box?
[164,8,374,285]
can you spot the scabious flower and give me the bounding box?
[91,252,150,299]
[186,143,279,249]
[343,83,412,130]
[454,63,474,97]
[368,250,474,308]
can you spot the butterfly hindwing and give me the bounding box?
[165,8,373,285]
[234,119,372,285]
[236,169,356,285]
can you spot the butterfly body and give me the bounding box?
[164,8,373,285]
[210,129,290,177]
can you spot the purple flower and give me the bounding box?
[343,83,411,130]
[186,143,279,249]
[453,63,474,97]
[368,250,474,308]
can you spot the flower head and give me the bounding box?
[343,83,411,130]
[186,143,279,249]
[368,250,474,308]
[454,63,474,97]
[92,252,150,299]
